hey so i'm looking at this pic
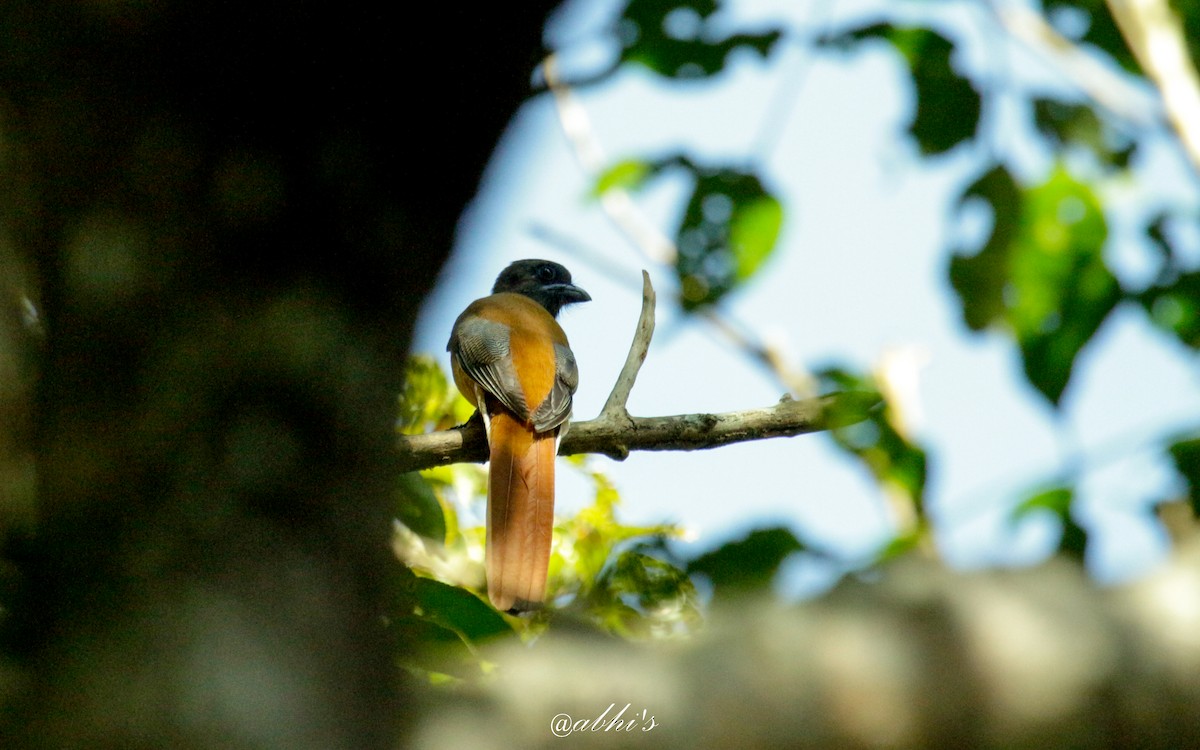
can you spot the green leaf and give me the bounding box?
[592,158,657,198]
[412,576,513,643]
[687,527,806,593]
[604,549,699,614]
[674,165,783,310]
[1010,166,1119,405]
[817,367,928,518]
[1032,97,1135,169]
[1012,487,1088,561]
[1169,436,1200,516]
[949,164,1119,406]
[949,164,1023,331]
[397,354,473,435]
[551,459,698,637]
[1142,271,1200,348]
[618,0,782,79]
[820,24,980,155]
[396,472,447,541]
[1137,214,1200,348]
[729,192,784,280]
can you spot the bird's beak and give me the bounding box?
[552,283,591,304]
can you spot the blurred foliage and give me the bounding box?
[686,526,807,595]
[395,0,1200,686]
[593,155,783,310]
[1011,487,1089,562]
[950,163,1120,405]
[1032,98,1136,170]
[818,24,981,156]
[392,359,705,679]
[616,0,782,80]
[396,354,476,436]
[817,367,928,526]
[1169,436,1200,517]
[1046,0,1135,69]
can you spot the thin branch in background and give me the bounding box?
[696,307,816,397]
[528,222,641,290]
[751,0,839,162]
[970,0,1019,165]
[985,1,1161,129]
[543,53,676,267]
[1106,0,1200,176]
[540,52,817,398]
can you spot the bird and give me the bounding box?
[447,259,590,613]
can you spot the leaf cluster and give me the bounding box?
[580,0,1200,566]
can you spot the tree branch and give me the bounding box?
[396,391,878,473]
[396,272,879,473]
[1106,0,1200,175]
[598,270,655,422]
[542,53,816,398]
[987,1,1160,128]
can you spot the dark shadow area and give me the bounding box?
[0,3,560,747]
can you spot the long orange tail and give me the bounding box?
[486,411,556,613]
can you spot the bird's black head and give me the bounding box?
[492,259,590,318]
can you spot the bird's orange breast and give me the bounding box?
[462,292,568,419]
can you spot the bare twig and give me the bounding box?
[599,270,655,421]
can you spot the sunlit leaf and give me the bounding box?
[590,547,702,637]
[675,166,782,310]
[397,354,473,434]
[592,158,657,198]
[729,193,783,280]
[1010,166,1118,405]
[817,367,928,518]
[950,164,1119,405]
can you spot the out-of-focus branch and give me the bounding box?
[541,53,815,398]
[1106,0,1200,175]
[988,2,1159,127]
[544,54,675,266]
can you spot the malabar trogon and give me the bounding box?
[447,259,589,612]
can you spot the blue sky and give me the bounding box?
[412,0,1200,589]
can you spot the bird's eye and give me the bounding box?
[536,265,556,282]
